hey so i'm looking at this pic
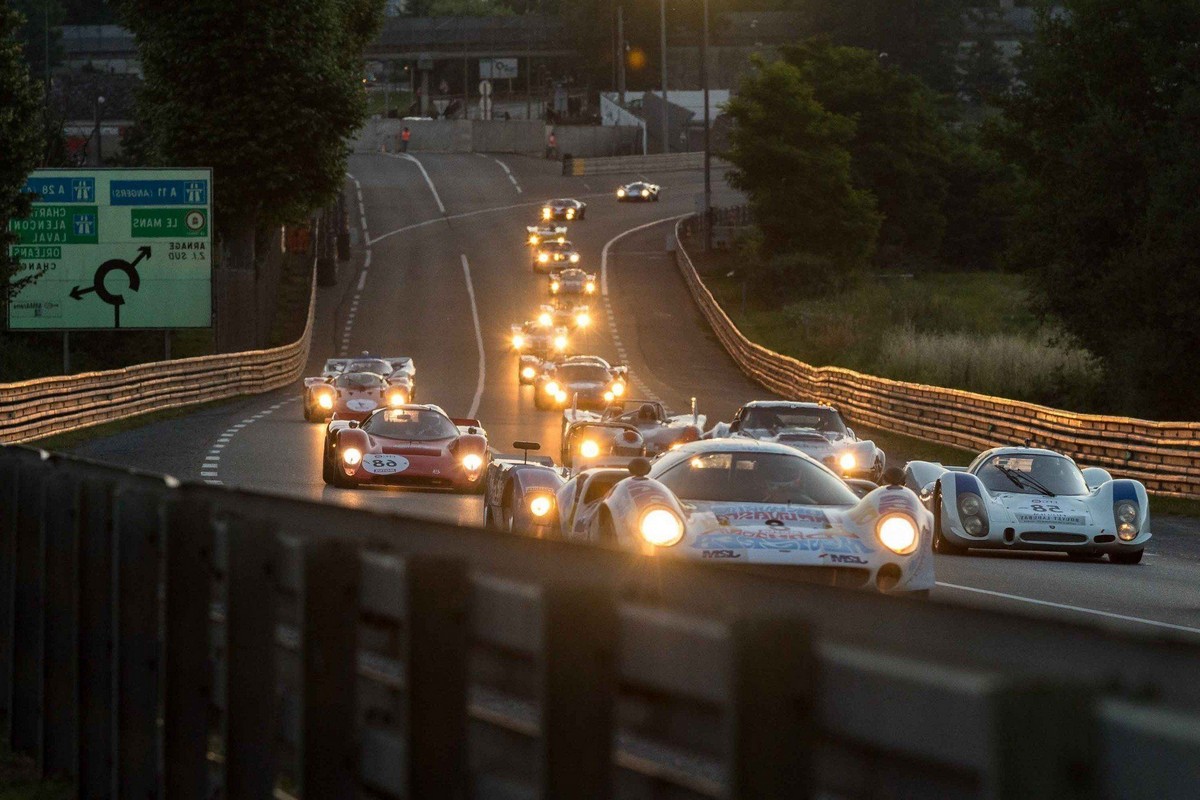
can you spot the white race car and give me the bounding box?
[905,447,1151,563]
[302,354,415,422]
[708,401,886,482]
[526,223,568,246]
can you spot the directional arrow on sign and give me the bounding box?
[70,245,152,327]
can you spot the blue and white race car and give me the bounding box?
[905,446,1150,563]
[485,438,934,595]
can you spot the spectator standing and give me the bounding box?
[401,127,411,153]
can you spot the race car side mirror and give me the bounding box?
[882,466,904,487]
[348,420,359,429]
[628,457,651,478]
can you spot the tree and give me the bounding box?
[781,39,951,264]
[1,5,47,312]
[116,0,385,348]
[11,0,63,82]
[724,58,880,297]
[995,0,1200,417]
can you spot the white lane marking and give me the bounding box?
[385,152,446,213]
[488,156,522,193]
[600,214,688,297]
[936,582,1200,636]
[356,270,367,291]
[367,192,616,247]
[461,253,486,419]
[340,173,373,357]
[195,396,301,487]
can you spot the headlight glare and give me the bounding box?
[529,494,553,517]
[388,392,406,407]
[641,507,684,547]
[550,281,560,292]
[603,391,614,402]
[317,394,333,410]
[580,440,601,458]
[1118,522,1138,541]
[542,208,551,219]
[585,281,596,293]
[570,253,580,263]
[538,312,552,326]
[611,382,625,396]
[838,453,856,472]
[528,234,539,244]
[342,447,362,466]
[512,334,525,348]
[461,453,483,472]
[521,366,536,379]
[555,390,567,404]
[877,513,918,555]
[617,188,626,197]
[641,189,649,197]
[553,334,568,350]
[575,312,590,327]
[544,380,559,395]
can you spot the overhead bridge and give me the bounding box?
[366,16,573,60]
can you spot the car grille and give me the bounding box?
[1018,531,1089,544]
[738,564,870,589]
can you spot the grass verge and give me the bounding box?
[28,395,246,452]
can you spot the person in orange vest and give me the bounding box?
[400,127,411,153]
[546,130,558,160]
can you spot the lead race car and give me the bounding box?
[708,401,885,482]
[616,181,660,202]
[323,404,489,492]
[563,398,704,458]
[541,198,587,221]
[303,355,415,422]
[485,438,934,595]
[905,446,1151,563]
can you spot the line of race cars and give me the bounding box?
[298,182,1149,599]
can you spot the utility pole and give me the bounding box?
[701,0,712,251]
[659,0,669,153]
[617,6,626,106]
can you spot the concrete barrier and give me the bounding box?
[565,151,727,176]
[353,118,641,157]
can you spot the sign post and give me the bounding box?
[7,168,213,333]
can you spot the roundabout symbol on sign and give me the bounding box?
[69,245,151,328]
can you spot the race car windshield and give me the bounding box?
[742,407,847,435]
[345,359,391,374]
[363,409,458,441]
[656,452,858,506]
[976,455,1090,496]
[555,365,612,383]
[334,372,386,390]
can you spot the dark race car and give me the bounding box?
[616,181,660,202]
[323,405,489,492]
[511,318,570,384]
[533,239,581,272]
[563,398,704,457]
[548,267,597,300]
[541,198,587,221]
[532,355,627,411]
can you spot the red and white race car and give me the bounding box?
[303,355,416,422]
[322,405,489,492]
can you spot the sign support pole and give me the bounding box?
[164,331,171,361]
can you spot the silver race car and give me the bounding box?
[541,198,587,221]
[616,181,660,201]
[905,446,1151,563]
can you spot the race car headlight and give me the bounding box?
[877,513,918,555]
[1117,522,1138,541]
[580,440,601,459]
[542,207,552,219]
[529,493,553,518]
[611,382,625,396]
[512,334,525,348]
[569,253,580,263]
[553,334,568,350]
[342,447,362,466]
[585,281,596,294]
[956,491,988,537]
[640,507,684,547]
[538,312,553,326]
[838,452,857,472]
[566,208,575,219]
[575,312,590,327]
[317,394,334,410]
[529,234,539,245]
[603,391,615,402]
[617,188,626,197]
[640,189,649,197]
[388,391,406,407]
[555,390,568,404]
[550,281,560,292]
[959,493,983,517]
[544,380,560,395]
[1115,501,1139,539]
[538,253,550,263]
[461,453,483,472]
[521,365,536,379]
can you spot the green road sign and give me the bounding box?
[6,168,213,330]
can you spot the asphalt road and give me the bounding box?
[69,152,1200,640]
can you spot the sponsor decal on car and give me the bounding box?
[821,553,869,565]
[345,398,379,412]
[701,549,742,559]
[706,505,828,527]
[691,531,874,553]
[1016,513,1086,526]
[361,454,410,475]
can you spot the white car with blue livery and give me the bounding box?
[904,446,1150,563]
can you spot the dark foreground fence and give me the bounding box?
[4,445,1200,798]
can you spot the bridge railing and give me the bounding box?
[674,217,1200,499]
[3,445,1200,797]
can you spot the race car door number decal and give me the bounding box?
[362,455,410,475]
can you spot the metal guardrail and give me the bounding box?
[673,218,1200,498]
[565,152,724,177]
[3,446,1200,798]
[0,247,316,446]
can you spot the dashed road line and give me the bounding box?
[197,397,299,485]
[340,174,373,357]
[486,154,522,193]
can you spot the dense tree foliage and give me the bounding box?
[724,58,880,297]
[0,4,47,310]
[994,0,1200,417]
[11,0,62,80]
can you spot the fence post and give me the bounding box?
[299,538,360,798]
[10,460,49,756]
[114,488,165,798]
[539,585,617,799]
[223,517,281,800]
[406,556,470,800]
[729,616,816,798]
[42,470,81,778]
[162,495,215,800]
[77,477,116,799]
[987,682,1096,799]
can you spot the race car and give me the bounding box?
[526,223,567,246]
[485,438,934,595]
[563,398,704,458]
[511,318,571,384]
[559,420,649,470]
[707,401,885,482]
[616,181,660,202]
[532,355,628,411]
[322,405,489,492]
[302,354,416,422]
[548,267,597,300]
[542,198,587,221]
[904,446,1151,563]
[533,239,581,272]
[534,302,592,332]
